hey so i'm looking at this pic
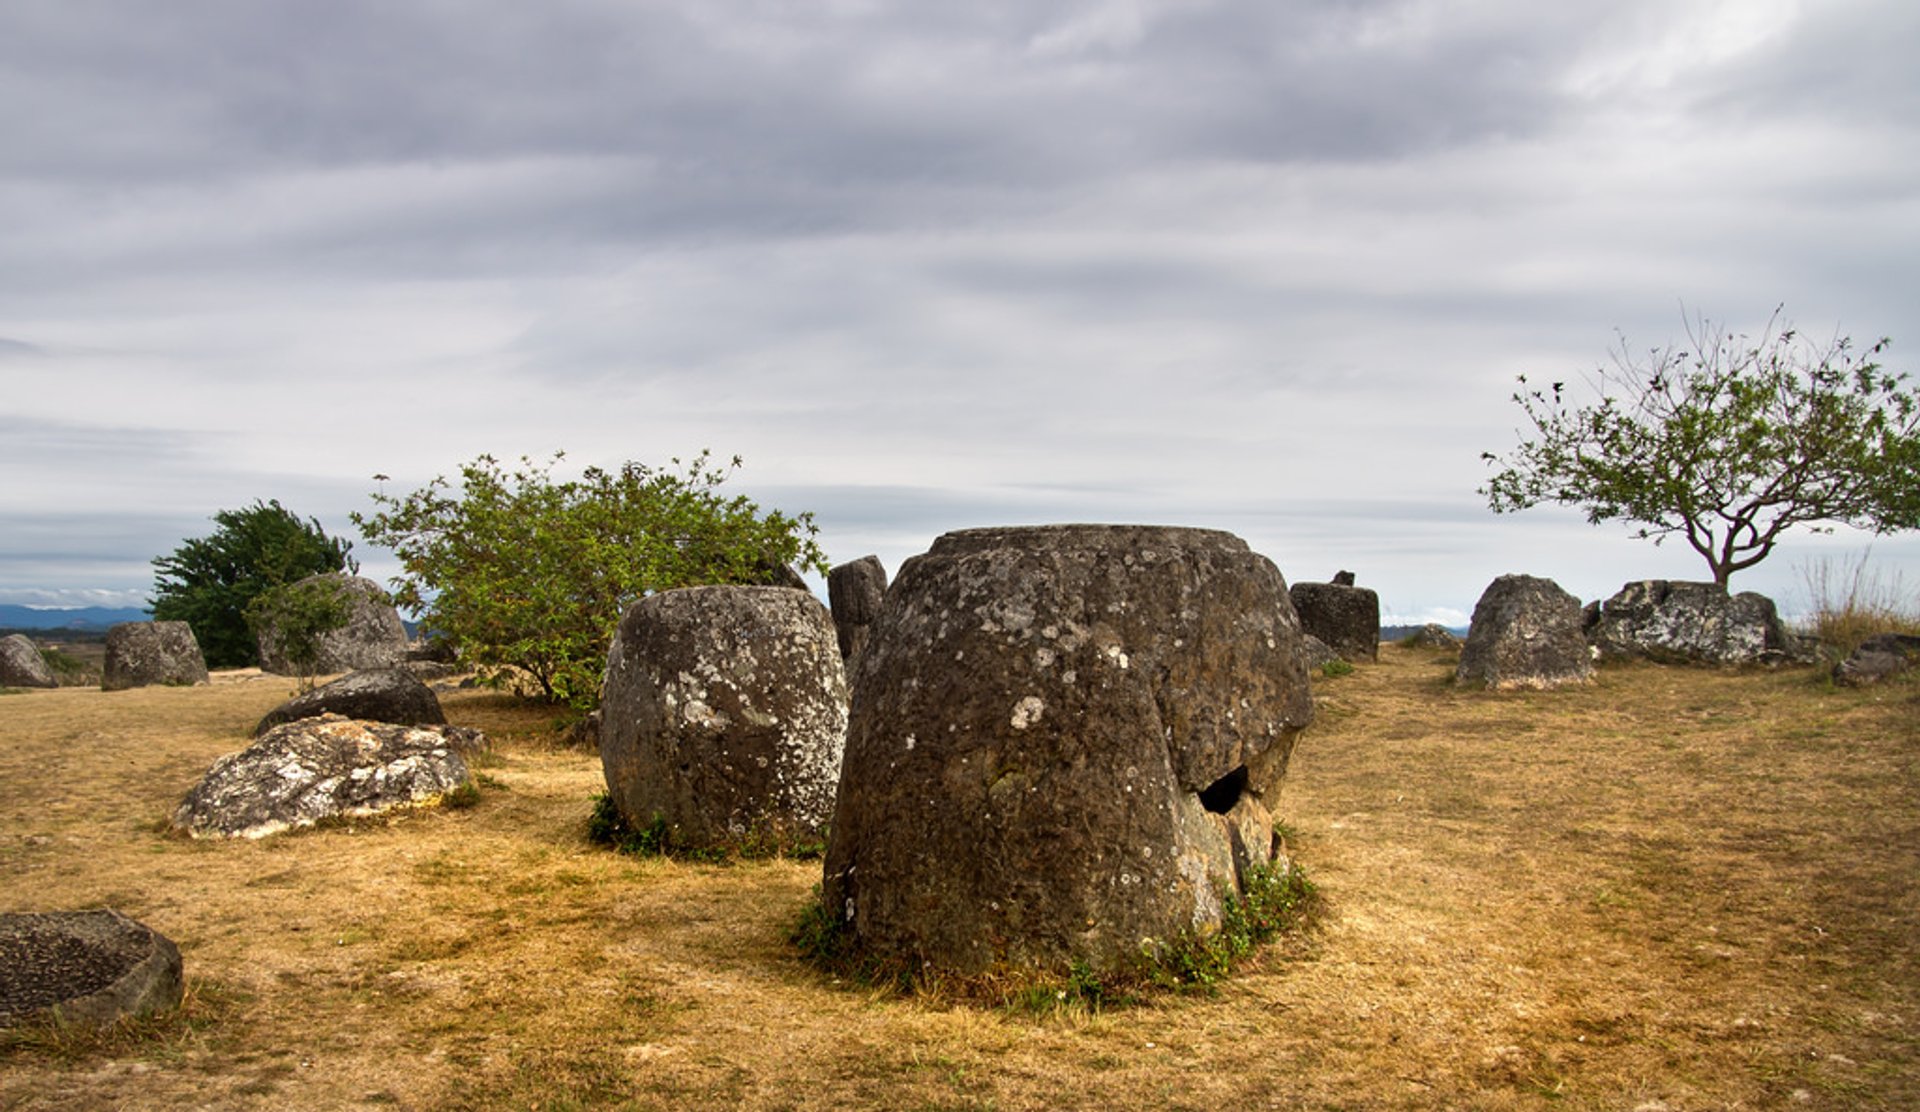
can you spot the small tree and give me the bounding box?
[151,501,356,667]
[1481,309,1920,587]
[353,451,828,710]
[244,577,354,692]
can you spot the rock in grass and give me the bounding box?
[102,621,209,691]
[1402,623,1461,650]
[822,525,1314,978]
[1456,574,1593,690]
[1588,580,1792,665]
[173,715,485,839]
[0,633,57,689]
[0,910,183,1028]
[1833,632,1920,687]
[253,667,446,736]
[599,585,848,851]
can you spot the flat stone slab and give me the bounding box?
[0,910,184,1027]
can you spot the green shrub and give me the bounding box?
[355,451,827,711]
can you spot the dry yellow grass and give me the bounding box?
[2,649,1916,1110]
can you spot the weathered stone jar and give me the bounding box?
[599,585,848,850]
[822,525,1315,977]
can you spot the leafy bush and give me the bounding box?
[354,451,827,710]
[151,501,355,667]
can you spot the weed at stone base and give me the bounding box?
[585,793,825,862]
[0,977,246,1065]
[1320,659,1355,678]
[790,863,1319,1011]
[441,781,482,810]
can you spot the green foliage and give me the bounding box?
[1482,308,1920,586]
[586,793,670,856]
[244,576,354,691]
[150,501,355,668]
[1137,862,1318,991]
[353,451,828,710]
[787,888,854,967]
[37,646,96,686]
[1320,658,1355,678]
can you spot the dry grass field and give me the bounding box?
[2,646,1916,1110]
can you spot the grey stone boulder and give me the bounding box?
[1588,580,1793,665]
[822,524,1315,978]
[1289,580,1380,662]
[1402,623,1461,650]
[255,573,408,676]
[600,585,848,849]
[827,555,889,660]
[102,621,208,691]
[253,667,447,736]
[0,910,183,1028]
[1833,632,1920,687]
[1456,574,1594,690]
[0,634,57,688]
[173,715,486,839]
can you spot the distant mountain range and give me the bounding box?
[0,605,152,632]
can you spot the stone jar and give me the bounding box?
[822,524,1315,978]
[600,585,848,849]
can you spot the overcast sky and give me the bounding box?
[3,0,1917,625]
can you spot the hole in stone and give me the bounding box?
[1199,765,1248,815]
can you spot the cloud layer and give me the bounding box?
[3,0,1916,619]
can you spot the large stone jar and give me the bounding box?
[600,585,848,849]
[822,525,1315,977]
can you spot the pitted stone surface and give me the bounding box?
[822,524,1314,977]
[1456,574,1593,690]
[173,715,483,839]
[1290,581,1380,662]
[254,667,447,736]
[600,585,848,848]
[102,621,208,691]
[1588,580,1792,665]
[0,634,57,688]
[0,910,183,1028]
[255,573,408,676]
